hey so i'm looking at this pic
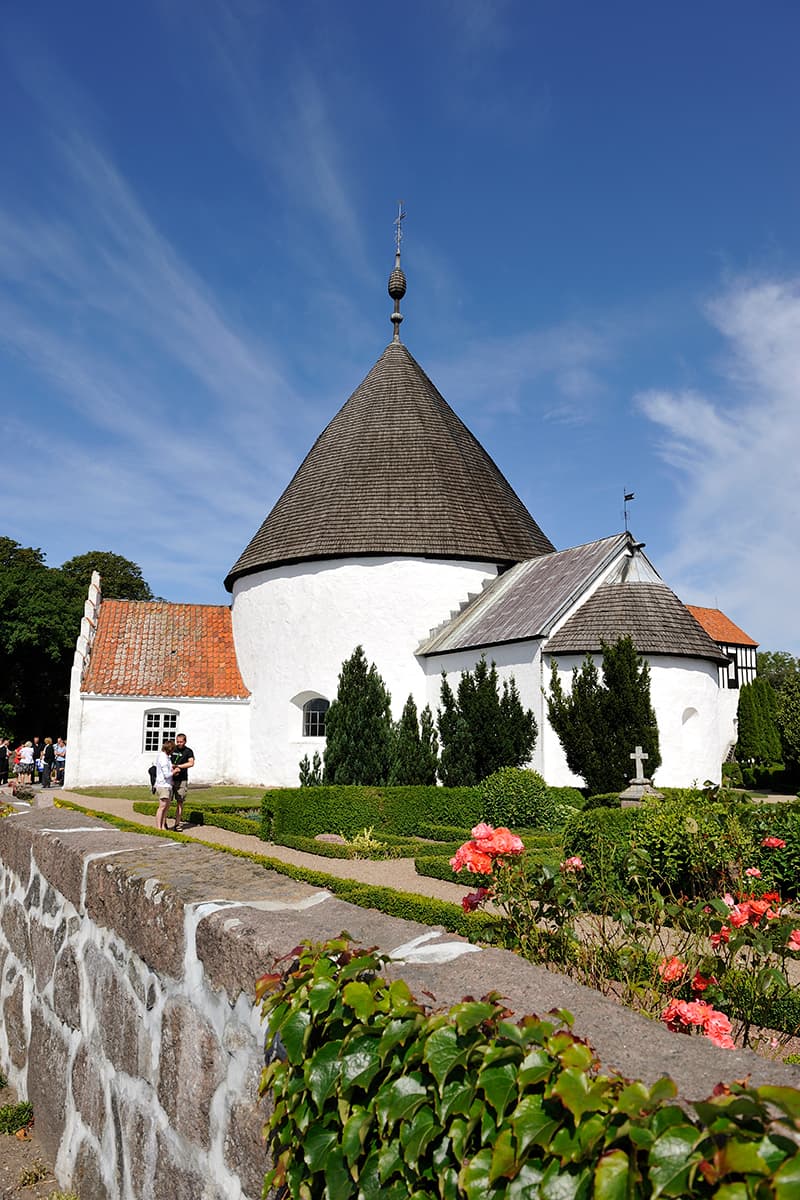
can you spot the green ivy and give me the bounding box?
[258,937,800,1199]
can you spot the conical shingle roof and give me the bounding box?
[225,341,554,589]
[545,583,729,663]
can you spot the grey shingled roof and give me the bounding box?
[225,341,554,589]
[418,534,629,655]
[545,583,729,663]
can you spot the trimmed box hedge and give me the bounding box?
[262,785,484,842]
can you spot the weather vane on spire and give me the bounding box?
[388,201,407,342]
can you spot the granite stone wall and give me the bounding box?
[1,808,799,1200]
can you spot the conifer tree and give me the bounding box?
[437,658,536,785]
[389,695,433,785]
[547,637,660,794]
[419,704,439,785]
[323,646,393,785]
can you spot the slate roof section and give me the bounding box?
[685,605,758,648]
[418,533,630,655]
[81,601,249,698]
[546,583,729,663]
[225,341,554,589]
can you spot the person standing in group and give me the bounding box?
[170,733,195,831]
[154,739,176,831]
[41,738,55,788]
[18,742,34,785]
[0,739,9,786]
[55,737,67,785]
[31,736,42,784]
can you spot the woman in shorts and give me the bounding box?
[154,739,176,831]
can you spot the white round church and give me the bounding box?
[65,252,755,790]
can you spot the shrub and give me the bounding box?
[583,791,622,811]
[722,761,744,787]
[258,937,800,1200]
[262,785,483,842]
[562,806,636,899]
[478,767,559,829]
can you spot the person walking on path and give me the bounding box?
[0,739,9,786]
[171,733,194,831]
[154,739,176,831]
[41,738,55,788]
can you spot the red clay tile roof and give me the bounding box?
[81,601,249,698]
[685,605,758,648]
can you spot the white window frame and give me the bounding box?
[302,698,329,738]
[143,709,179,753]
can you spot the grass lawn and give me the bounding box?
[67,785,265,804]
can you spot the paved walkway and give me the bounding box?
[2,786,471,907]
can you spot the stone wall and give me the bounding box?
[1,808,799,1199]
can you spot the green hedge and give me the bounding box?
[262,785,484,842]
[563,795,800,900]
[58,799,501,941]
[583,791,623,811]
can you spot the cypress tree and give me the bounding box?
[501,676,538,768]
[323,646,393,785]
[736,682,760,764]
[546,637,661,794]
[437,658,536,785]
[419,704,439,785]
[389,695,425,785]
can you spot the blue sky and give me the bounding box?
[2,1,799,650]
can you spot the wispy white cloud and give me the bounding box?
[0,50,306,598]
[637,276,800,651]
[431,319,615,428]
[172,0,374,284]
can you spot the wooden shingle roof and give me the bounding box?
[225,341,554,589]
[546,583,729,664]
[81,601,249,698]
[418,534,629,655]
[685,605,758,648]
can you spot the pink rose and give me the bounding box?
[761,836,786,849]
[787,930,800,952]
[561,855,585,872]
[744,867,761,878]
[710,925,730,948]
[471,823,495,840]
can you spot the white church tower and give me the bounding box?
[225,219,554,784]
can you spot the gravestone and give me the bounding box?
[619,744,663,806]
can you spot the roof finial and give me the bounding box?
[388,200,407,342]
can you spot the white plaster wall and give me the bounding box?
[422,641,545,774]
[717,688,740,763]
[64,696,251,788]
[542,654,726,789]
[231,556,499,786]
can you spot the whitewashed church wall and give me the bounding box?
[716,688,739,764]
[422,641,545,775]
[231,556,499,786]
[63,697,251,788]
[543,654,725,790]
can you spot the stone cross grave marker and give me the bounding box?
[630,744,649,784]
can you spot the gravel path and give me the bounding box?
[29,789,471,907]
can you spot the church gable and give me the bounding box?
[417,534,629,655]
[81,600,249,699]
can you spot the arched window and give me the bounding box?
[303,698,329,738]
[143,709,179,752]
